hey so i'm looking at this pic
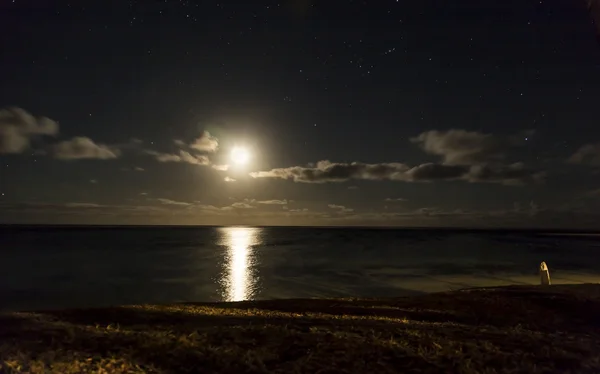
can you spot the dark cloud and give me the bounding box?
[585,188,600,197]
[0,107,59,153]
[404,163,468,181]
[250,160,410,183]
[466,163,546,186]
[250,128,543,186]
[410,129,533,165]
[588,0,600,35]
[53,137,120,160]
[251,159,542,185]
[0,201,167,216]
[567,143,600,166]
[63,202,105,208]
[385,198,407,202]
[3,199,598,229]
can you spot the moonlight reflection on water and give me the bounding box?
[218,227,261,301]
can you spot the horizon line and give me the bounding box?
[1,223,600,233]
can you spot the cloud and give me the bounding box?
[584,188,600,197]
[5,197,599,228]
[148,150,209,165]
[146,131,218,166]
[64,202,104,208]
[155,198,191,206]
[257,199,288,205]
[189,131,219,153]
[0,107,59,153]
[250,160,410,183]
[111,137,147,151]
[224,176,236,182]
[567,143,600,166]
[385,198,406,202]
[328,204,354,213]
[410,129,532,165]
[231,202,255,209]
[134,167,145,171]
[250,159,542,186]
[466,162,546,186]
[53,137,120,160]
[212,164,229,171]
[89,179,98,184]
[404,163,467,181]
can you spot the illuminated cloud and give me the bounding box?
[231,202,255,209]
[148,150,209,165]
[224,176,236,182]
[410,129,533,165]
[213,164,229,171]
[0,107,59,153]
[53,137,120,160]
[385,198,406,202]
[328,204,354,213]
[257,199,288,205]
[155,198,191,206]
[289,208,309,212]
[189,131,219,152]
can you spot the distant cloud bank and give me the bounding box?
[250,129,545,186]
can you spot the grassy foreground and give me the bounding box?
[1,284,600,373]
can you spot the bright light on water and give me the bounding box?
[218,227,260,301]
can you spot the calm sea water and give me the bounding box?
[1,225,599,311]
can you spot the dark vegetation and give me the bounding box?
[1,284,600,373]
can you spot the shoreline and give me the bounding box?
[1,284,600,373]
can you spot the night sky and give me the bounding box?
[1,0,600,228]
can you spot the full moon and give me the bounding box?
[231,146,250,165]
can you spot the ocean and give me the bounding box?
[1,225,599,311]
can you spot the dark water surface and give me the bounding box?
[1,225,599,311]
